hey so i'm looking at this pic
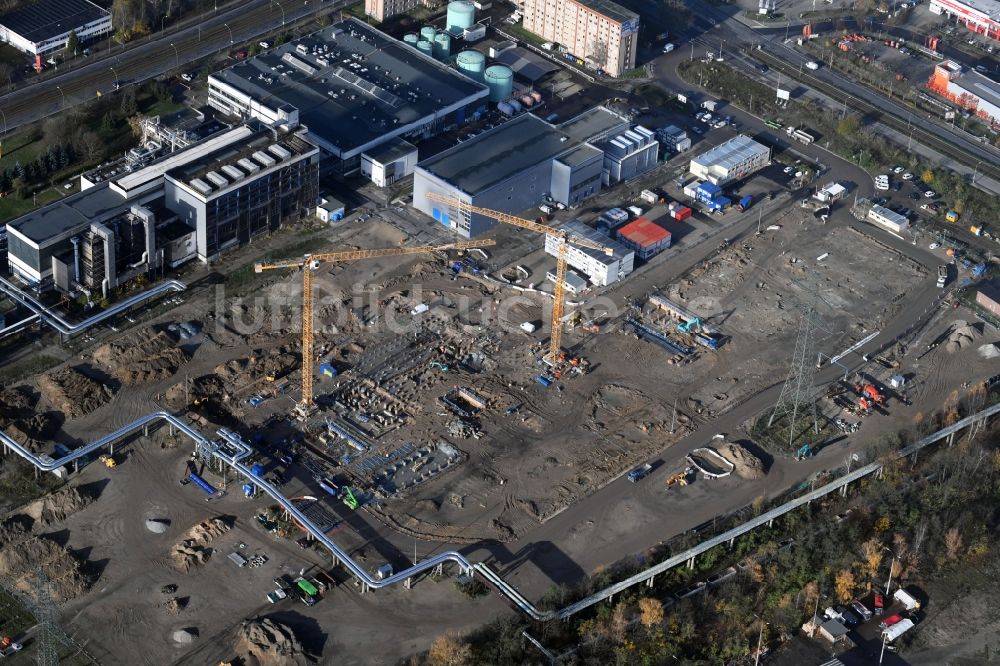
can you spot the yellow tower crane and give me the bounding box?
[425,193,614,365]
[254,240,495,410]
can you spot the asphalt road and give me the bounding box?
[0,0,335,132]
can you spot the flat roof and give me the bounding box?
[933,0,1000,20]
[494,48,558,81]
[211,19,488,156]
[559,219,632,263]
[558,106,629,143]
[362,137,416,163]
[572,0,639,24]
[691,135,770,171]
[556,143,603,167]
[113,126,255,195]
[168,132,317,193]
[0,0,107,43]
[978,278,1000,304]
[959,70,1000,111]
[7,185,126,245]
[419,114,573,195]
[618,217,670,247]
[546,268,588,291]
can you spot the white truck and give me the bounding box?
[882,617,914,642]
[805,61,820,70]
[894,588,921,611]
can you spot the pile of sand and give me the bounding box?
[36,366,114,418]
[978,343,1000,360]
[718,442,767,480]
[146,518,170,534]
[171,517,232,572]
[945,322,981,354]
[236,617,312,666]
[1,413,62,453]
[20,486,96,528]
[172,628,197,645]
[92,329,190,386]
[0,536,93,603]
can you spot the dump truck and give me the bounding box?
[627,463,653,483]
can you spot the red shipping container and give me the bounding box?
[672,207,692,221]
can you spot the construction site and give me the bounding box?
[0,158,994,662]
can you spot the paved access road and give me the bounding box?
[0,0,336,132]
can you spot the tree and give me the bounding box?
[921,168,936,185]
[427,632,472,666]
[944,527,963,561]
[834,569,856,602]
[120,86,137,116]
[65,30,79,57]
[610,601,629,644]
[837,115,859,137]
[639,597,664,629]
[860,538,883,578]
[75,130,104,162]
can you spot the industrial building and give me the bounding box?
[867,204,909,234]
[0,0,110,56]
[521,0,640,77]
[5,125,319,292]
[361,138,418,187]
[976,279,1000,316]
[208,20,489,174]
[602,126,659,184]
[928,0,1000,41]
[688,135,771,186]
[545,268,588,294]
[813,182,847,203]
[543,219,633,286]
[414,107,630,237]
[927,60,1000,127]
[656,125,691,153]
[616,217,671,260]
[316,195,346,223]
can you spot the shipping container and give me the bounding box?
[672,206,693,221]
[536,375,552,387]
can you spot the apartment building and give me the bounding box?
[522,0,639,77]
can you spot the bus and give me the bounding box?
[765,119,783,129]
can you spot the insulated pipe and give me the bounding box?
[70,236,81,285]
[0,276,185,336]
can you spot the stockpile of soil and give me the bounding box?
[0,386,35,420]
[0,536,93,603]
[171,517,233,572]
[213,349,299,387]
[718,442,767,480]
[36,367,114,418]
[944,321,981,354]
[21,486,96,528]
[164,375,226,410]
[235,617,313,666]
[0,387,60,453]
[92,329,190,385]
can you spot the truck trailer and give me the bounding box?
[882,617,914,642]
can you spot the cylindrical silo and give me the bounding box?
[416,40,434,57]
[447,0,475,33]
[484,64,513,103]
[433,32,451,59]
[456,50,486,82]
[420,26,437,42]
[403,33,419,47]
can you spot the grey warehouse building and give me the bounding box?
[208,19,489,175]
[413,107,630,238]
[6,125,319,293]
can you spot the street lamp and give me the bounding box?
[56,85,66,107]
[110,65,119,88]
[754,617,769,666]
[161,14,168,33]
[224,22,234,45]
[883,546,898,596]
[972,161,981,185]
[170,42,179,69]
[272,0,286,26]
[879,632,889,664]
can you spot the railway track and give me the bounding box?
[749,48,1000,184]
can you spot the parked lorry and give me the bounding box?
[894,588,921,611]
[737,194,753,211]
[627,463,653,482]
[882,617,914,642]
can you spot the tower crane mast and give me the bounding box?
[254,240,494,410]
[425,193,613,365]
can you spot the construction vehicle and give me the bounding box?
[254,240,494,411]
[429,361,450,372]
[342,487,359,510]
[794,444,815,460]
[862,384,885,405]
[666,465,695,487]
[858,397,872,414]
[426,193,613,367]
[99,454,117,468]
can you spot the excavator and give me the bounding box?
[342,487,359,510]
[666,465,696,488]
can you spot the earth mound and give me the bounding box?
[36,367,114,418]
[718,442,767,480]
[92,328,190,385]
[171,517,232,572]
[235,617,312,666]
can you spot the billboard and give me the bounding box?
[776,88,791,100]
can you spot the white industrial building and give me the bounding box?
[689,135,771,186]
[602,126,659,184]
[868,204,909,234]
[543,219,634,286]
[813,182,847,203]
[361,138,418,187]
[0,0,110,55]
[656,125,691,153]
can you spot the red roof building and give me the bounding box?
[616,217,671,260]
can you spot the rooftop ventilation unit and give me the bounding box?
[268,144,292,160]
[221,164,244,181]
[237,158,259,173]
[252,150,276,168]
[190,178,212,195]
[205,171,229,188]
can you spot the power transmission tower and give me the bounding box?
[25,567,60,666]
[768,277,823,450]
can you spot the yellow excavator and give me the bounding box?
[99,454,117,469]
[666,465,695,488]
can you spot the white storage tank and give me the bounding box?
[447,1,476,33]
[416,40,434,57]
[420,26,437,42]
[484,64,513,103]
[403,33,419,47]
[456,50,486,82]
[433,32,451,59]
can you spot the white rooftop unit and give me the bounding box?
[190,179,213,195]
[237,158,260,173]
[205,171,229,188]
[268,144,292,160]
[221,164,244,181]
[253,151,276,168]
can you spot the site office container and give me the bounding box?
[672,207,693,221]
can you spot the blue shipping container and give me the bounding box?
[536,375,552,387]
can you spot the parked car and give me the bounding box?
[892,165,904,174]
[924,190,936,198]
[836,606,861,627]
[662,43,675,53]
[902,172,914,180]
